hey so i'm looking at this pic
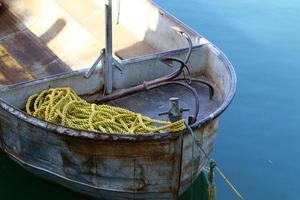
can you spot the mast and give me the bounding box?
[104,0,113,94]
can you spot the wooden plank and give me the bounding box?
[0,5,24,40]
[0,45,34,84]
[0,5,71,85]
[1,30,70,75]
[115,41,158,60]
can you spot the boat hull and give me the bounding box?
[0,102,218,199]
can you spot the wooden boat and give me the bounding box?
[0,0,236,199]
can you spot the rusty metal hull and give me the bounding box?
[0,100,219,199]
[0,70,224,199]
[0,37,235,200]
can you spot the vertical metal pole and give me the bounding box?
[104,0,113,94]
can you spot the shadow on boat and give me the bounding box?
[0,3,71,85]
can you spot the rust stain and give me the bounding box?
[58,134,182,194]
[63,136,173,157]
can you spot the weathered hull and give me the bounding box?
[0,101,218,199]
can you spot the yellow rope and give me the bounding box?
[26,87,185,134]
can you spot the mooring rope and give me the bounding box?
[184,122,245,200]
[211,161,245,200]
[26,87,185,134]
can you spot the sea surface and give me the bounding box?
[1,0,299,199]
[154,0,300,199]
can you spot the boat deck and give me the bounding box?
[109,81,220,122]
[0,0,158,85]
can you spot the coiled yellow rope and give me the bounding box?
[26,87,185,134]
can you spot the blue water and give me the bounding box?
[1,0,300,199]
[154,0,300,199]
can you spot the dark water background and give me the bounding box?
[1,0,300,199]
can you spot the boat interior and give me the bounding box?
[0,46,232,124]
[0,0,204,84]
[0,0,234,126]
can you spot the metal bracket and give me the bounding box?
[113,58,124,72]
[84,48,105,79]
[84,50,124,79]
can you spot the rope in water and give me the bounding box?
[213,164,245,200]
[185,122,245,200]
[25,87,185,134]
